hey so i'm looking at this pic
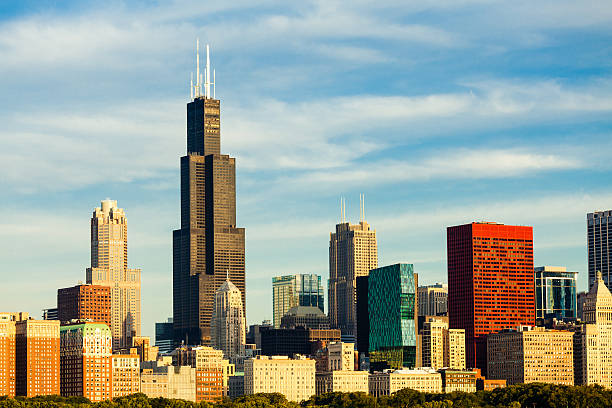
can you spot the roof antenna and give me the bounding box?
[213,69,216,99]
[196,38,200,98]
[205,44,211,98]
[226,269,229,281]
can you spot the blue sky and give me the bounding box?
[1,0,612,338]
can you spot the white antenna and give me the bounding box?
[363,194,366,221]
[196,38,200,98]
[359,194,363,222]
[213,69,216,99]
[205,44,211,98]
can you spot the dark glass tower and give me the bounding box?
[587,211,612,290]
[173,68,246,345]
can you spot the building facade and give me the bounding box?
[315,370,368,395]
[280,306,330,329]
[574,271,612,388]
[86,199,141,350]
[111,352,140,397]
[211,279,246,359]
[272,274,324,328]
[417,284,448,317]
[355,276,369,354]
[327,342,355,371]
[369,369,442,396]
[260,327,341,357]
[244,355,316,402]
[155,318,175,354]
[422,318,465,370]
[534,266,577,320]
[60,322,112,401]
[447,222,535,373]
[15,317,60,397]
[328,218,378,341]
[487,327,574,385]
[440,369,477,393]
[140,365,197,401]
[0,314,16,397]
[57,284,111,326]
[174,346,232,400]
[368,264,417,370]
[587,210,612,290]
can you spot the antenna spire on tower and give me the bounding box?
[205,44,211,98]
[196,38,200,98]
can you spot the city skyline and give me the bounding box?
[3,1,612,339]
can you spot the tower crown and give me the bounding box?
[190,39,216,100]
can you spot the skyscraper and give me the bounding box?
[447,222,534,373]
[534,266,577,320]
[328,198,377,342]
[211,278,246,359]
[587,210,612,289]
[417,283,448,317]
[86,199,141,350]
[0,314,16,397]
[368,263,418,370]
[57,284,111,326]
[173,43,246,346]
[272,274,324,328]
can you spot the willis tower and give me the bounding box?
[173,41,246,345]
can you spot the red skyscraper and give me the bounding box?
[447,222,534,373]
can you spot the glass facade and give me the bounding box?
[534,266,577,320]
[272,274,324,328]
[368,263,417,369]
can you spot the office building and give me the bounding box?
[369,368,442,396]
[173,47,246,346]
[315,370,368,395]
[211,278,246,359]
[327,342,355,371]
[574,271,612,388]
[244,355,316,402]
[439,369,477,393]
[272,274,324,328]
[368,264,417,370]
[57,284,111,326]
[418,283,448,317]
[474,368,506,391]
[111,352,140,397]
[535,266,577,320]
[130,336,158,362]
[140,365,197,401]
[0,314,16,397]
[15,316,60,397]
[328,203,378,341]
[246,320,272,349]
[587,210,612,289]
[447,222,535,373]
[577,291,587,321]
[280,306,330,329]
[155,318,174,354]
[355,276,369,354]
[488,326,574,385]
[60,322,112,401]
[260,327,341,357]
[174,345,233,399]
[42,308,58,321]
[422,318,465,370]
[86,199,141,350]
[228,373,244,398]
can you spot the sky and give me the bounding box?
[1,0,612,339]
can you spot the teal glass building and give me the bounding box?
[368,263,417,369]
[534,266,577,320]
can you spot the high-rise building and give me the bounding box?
[368,264,417,370]
[60,322,112,401]
[422,318,465,370]
[0,314,16,397]
[244,355,316,402]
[417,283,448,317]
[57,284,111,326]
[447,222,534,373]
[487,326,574,385]
[140,365,197,401]
[15,316,60,397]
[280,306,330,329]
[211,278,246,359]
[173,45,246,346]
[111,352,140,398]
[260,327,341,357]
[42,308,58,320]
[272,274,324,328]
[355,276,370,354]
[86,199,141,350]
[174,345,234,399]
[130,336,159,363]
[328,207,378,342]
[587,210,612,289]
[577,291,588,321]
[534,266,577,321]
[155,318,175,354]
[574,271,612,388]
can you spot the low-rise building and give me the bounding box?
[315,370,369,395]
[140,365,196,401]
[487,326,574,385]
[228,373,244,399]
[474,368,506,391]
[439,369,476,393]
[111,352,140,397]
[173,346,232,401]
[369,369,442,396]
[244,355,316,402]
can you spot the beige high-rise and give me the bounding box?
[211,279,246,359]
[574,271,612,388]
[422,318,465,370]
[329,215,377,340]
[244,356,316,402]
[86,199,141,350]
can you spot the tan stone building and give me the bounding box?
[315,370,369,395]
[140,365,197,401]
[15,316,60,397]
[111,352,140,397]
[129,336,158,363]
[439,369,477,393]
[244,355,316,402]
[488,326,574,385]
[369,369,442,396]
[0,313,16,397]
[328,212,378,341]
[422,318,465,370]
[211,279,246,359]
[86,199,141,350]
[174,345,233,399]
[327,342,355,371]
[574,271,612,388]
